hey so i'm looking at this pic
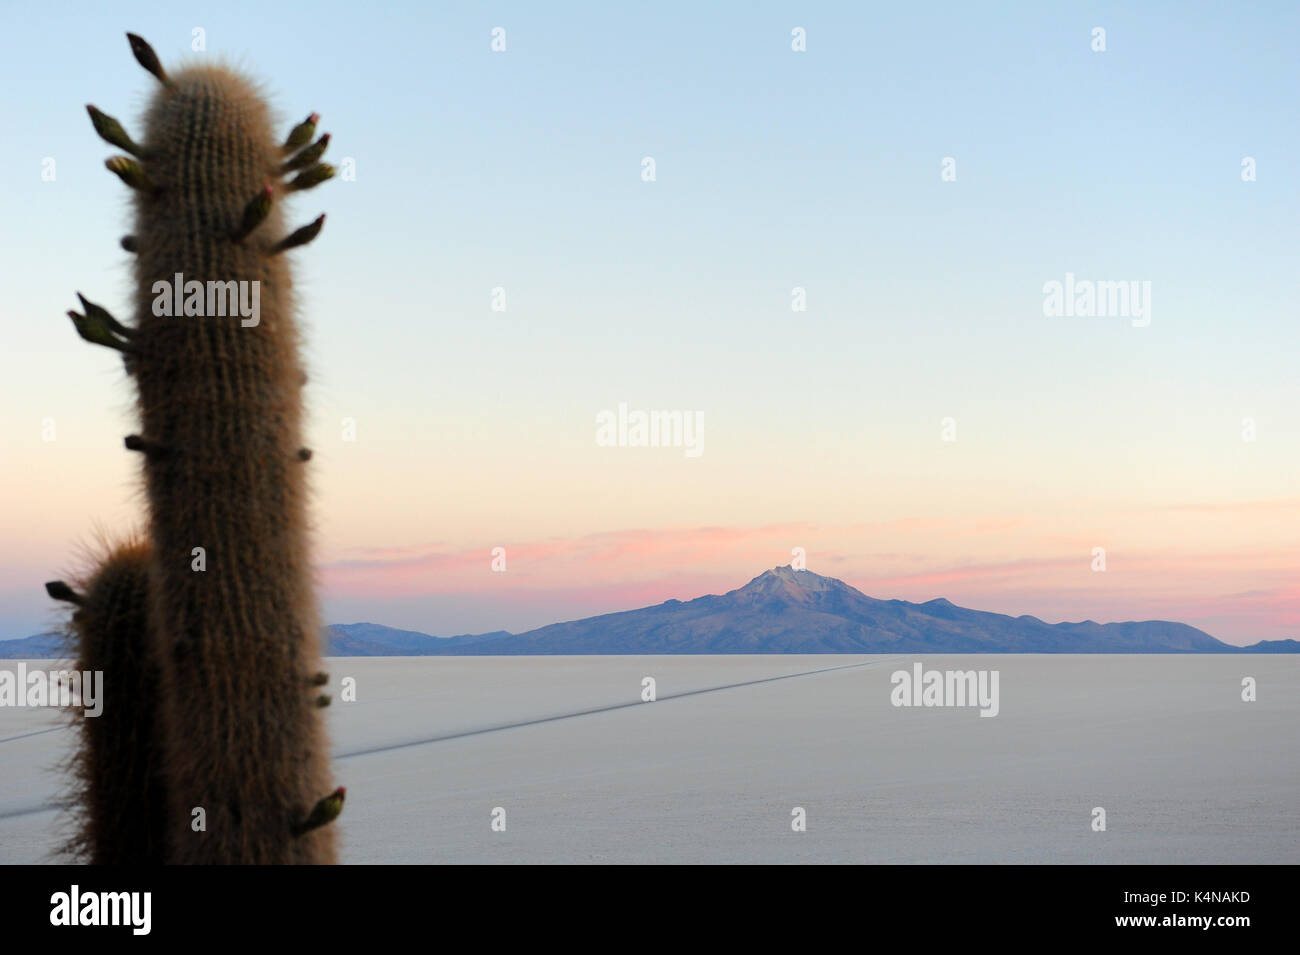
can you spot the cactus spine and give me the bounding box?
[51,34,341,864]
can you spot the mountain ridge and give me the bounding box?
[2,567,1296,656]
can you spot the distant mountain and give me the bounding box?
[3,569,1297,656]
[0,625,492,659]
[425,566,1248,654]
[1235,638,1300,653]
[323,623,508,656]
[0,632,64,659]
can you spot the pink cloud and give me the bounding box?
[320,523,809,597]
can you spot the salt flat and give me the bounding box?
[2,655,1297,864]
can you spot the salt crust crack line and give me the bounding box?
[336,657,906,760]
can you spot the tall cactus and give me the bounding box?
[50,537,167,865]
[51,34,343,864]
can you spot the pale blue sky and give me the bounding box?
[1,1,1297,641]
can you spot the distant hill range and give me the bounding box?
[4,567,1295,657]
[0,632,65,659]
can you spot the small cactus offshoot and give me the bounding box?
[104,155,147,190]
[292,787,346,837]
[281,112,319,154]
[87,105,142,157]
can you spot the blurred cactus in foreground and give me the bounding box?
[47,33,343,864]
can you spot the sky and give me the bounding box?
[1,1,1297,644]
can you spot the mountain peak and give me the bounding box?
[764,564,804,580]
[737,565,842,599]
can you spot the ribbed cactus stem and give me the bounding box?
[125,59,337,864]
[63,538,168,864]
